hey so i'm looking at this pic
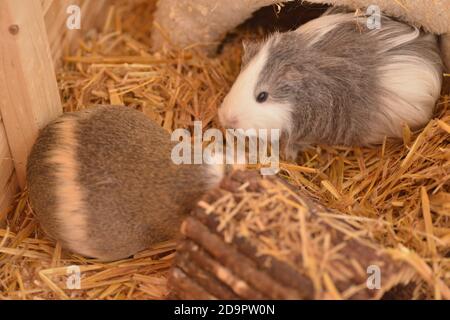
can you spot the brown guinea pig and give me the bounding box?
[27,106,223,261]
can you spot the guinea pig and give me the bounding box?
[27,106,223,261]
[218,10,443,154]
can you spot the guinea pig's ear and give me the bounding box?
[241,39,262,67]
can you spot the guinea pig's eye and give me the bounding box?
[256,91,269,103]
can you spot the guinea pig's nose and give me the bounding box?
[224,116,239,128]
[218,109,239,128]
[228,117,239,128]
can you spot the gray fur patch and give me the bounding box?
[251,12,442,149]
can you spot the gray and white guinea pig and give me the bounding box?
[27,106,223,261]
[218,10,443,154]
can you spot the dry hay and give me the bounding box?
[0,0,449,299]
[172,171,421,299]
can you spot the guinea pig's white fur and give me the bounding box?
[219,38,293,134]
[295,11,358,48]
[374,33,443,140]
[219,11,443,149]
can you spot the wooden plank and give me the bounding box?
[81,0,112,32]
[0,116,16,226]
[44,0,82,64]
[0,120,14,192]
[0,173,19,227]
[41,0,54,15]
[0,0,63,189]
[43,0,110,65]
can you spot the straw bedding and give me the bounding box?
[0,0,449,299]
[170,171,420,300]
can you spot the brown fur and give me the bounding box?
[27,106,222,261]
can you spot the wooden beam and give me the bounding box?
[0,173,18,228]
[0,118,18,227]
[0,0,62,189]
[43,0,111,66]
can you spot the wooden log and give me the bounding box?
[169,170,419,300]
[169,268,217,300]
[176,241,239,300]
[192,205,315,297]
[179,240,267,299]
[181,217,304,299]
[0,0,63,188]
